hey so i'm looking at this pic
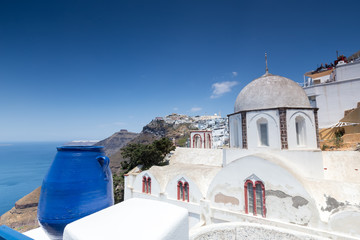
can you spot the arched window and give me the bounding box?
[177,180,189,202]
[244,180,254,214]
[142,176,146,193]
[295,116,306,146]
[255,181,265,216]
[193,134,202,148]
[177,181,183,200]
[244,179,266,217]
[147,177,151,194]
[142,176,151,194]
[257,118,269,146]
[207,134,212,149]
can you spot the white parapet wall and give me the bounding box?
[63,198,189,240]
[322,151,360,183]
[189,222,350,240]
[170,147,223,167]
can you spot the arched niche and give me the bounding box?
[247,111,280,149]
[287,110,317,149]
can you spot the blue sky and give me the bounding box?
[0,0,359,142]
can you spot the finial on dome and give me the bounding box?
[265,52,269,74]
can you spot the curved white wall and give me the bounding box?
[133,171,161,197]
[206,155,320,226]
[165,175,203,204]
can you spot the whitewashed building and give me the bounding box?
[229,71,319,150]
[303,52,360,128]
[124,69,360,239]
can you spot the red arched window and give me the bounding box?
[207,134,212,149]
[142,176,151,194]
[147,177,151,194]
[177,181,183,200]
[193,134,202,148]
[177,180,189,202]
[244,180,266,217]
[184,182,189,202]
[142,176,146,193]
[255,181,265,217]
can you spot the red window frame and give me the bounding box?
[177,180,189,202]
[142,176,151,194]
[244,180,266,217]
[193,134,202,148]
[207,133,212,148]
[147,177,151,194]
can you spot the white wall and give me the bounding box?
[170,147,223,167]
[315,74,330,84]
[336,61,360,82]
[206,155,320,227]
[63,198,189,240]
[127,171,203,230]
[133,171,161,197]
[247,110,281,150]
[165,175,203,204]
[322,151,360,183]
[190,222,328,240]
[328,210,360,237]
[124,175,135,201]
[304,78,360,128]
[188,212,201,229]
[223,149,324,179]
[287,109,317,150]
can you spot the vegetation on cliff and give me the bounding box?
[108,119,196,174]
[109,119,194,203]
[121,138,175,172]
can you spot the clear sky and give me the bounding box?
[0,0,359,142]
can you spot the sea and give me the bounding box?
[0,142,65,216]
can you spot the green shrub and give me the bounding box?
[322,144,329,151]
[333,128,345,148]
[113,173,124,204]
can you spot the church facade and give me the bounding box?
[124,71,360,239]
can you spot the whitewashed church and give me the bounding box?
[124,68,360,239]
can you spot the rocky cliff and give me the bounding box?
[0,187,40,233]
[94,129,138,156]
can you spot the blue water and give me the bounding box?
[0,142,64,215]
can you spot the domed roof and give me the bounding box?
[234,72,311,112]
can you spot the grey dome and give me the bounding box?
[234,73,311,112]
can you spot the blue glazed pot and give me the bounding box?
[38,146,114,240]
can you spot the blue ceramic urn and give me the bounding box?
[38,146,114,240]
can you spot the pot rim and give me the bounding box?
[57,146,104,152]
